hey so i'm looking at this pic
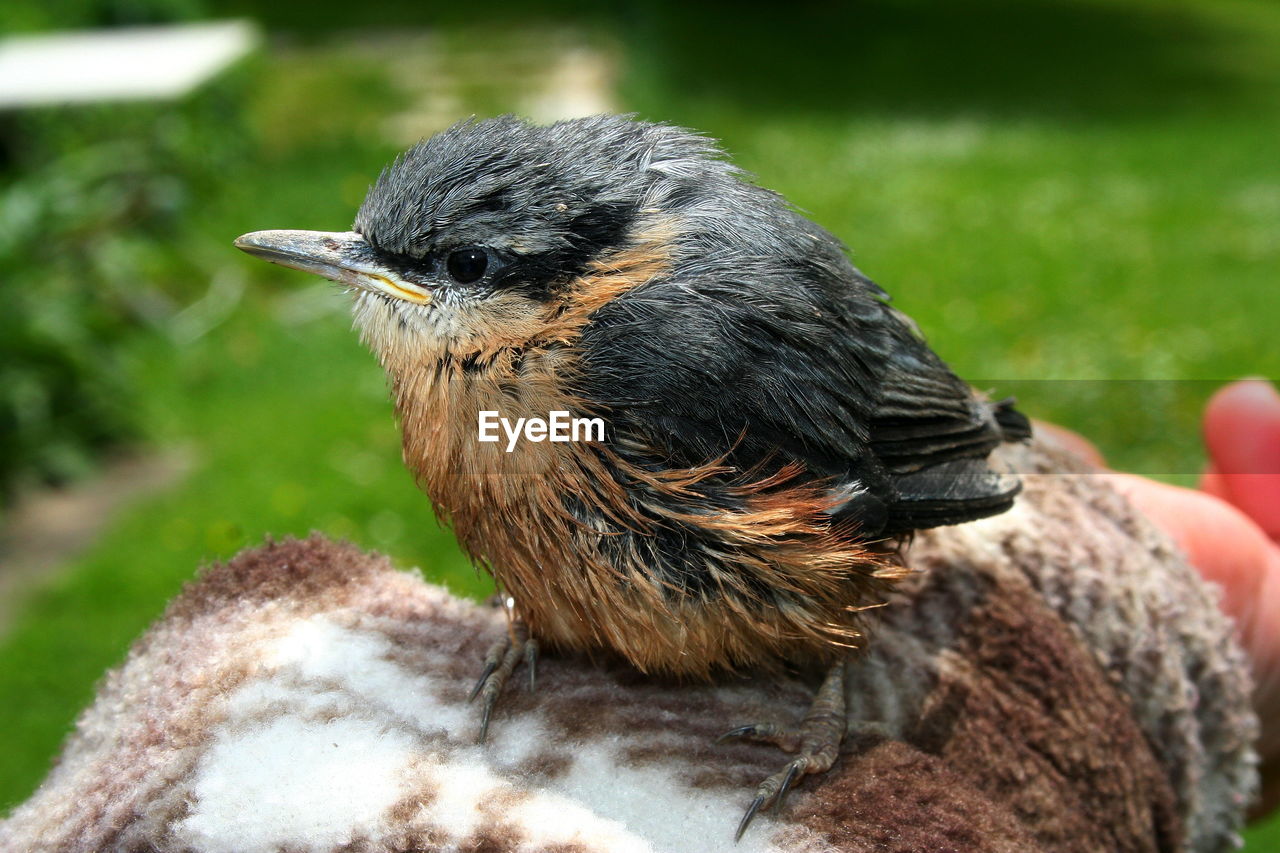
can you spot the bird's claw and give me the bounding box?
[715,721,800,751]
[469,623,537,743]
[774,760,802,808]
[720,662,847,841]
[732,757,810,840]
[468,658,498,702]
[734,794,768,843]
[525,635,538,692]
[715,725,759,745]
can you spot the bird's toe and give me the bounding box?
[470,622,537,743]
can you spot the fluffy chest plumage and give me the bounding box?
[382,346,899,678]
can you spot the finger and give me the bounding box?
[1203,380,1280,540]
[1102,474,1273,630]
[1102,473,1280,760]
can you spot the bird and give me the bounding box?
[234,114,1031,838]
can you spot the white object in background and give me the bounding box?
[0,20,258,109]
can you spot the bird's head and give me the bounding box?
[235,115,746,365]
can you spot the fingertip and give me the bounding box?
[1201,379,1280,540]
[1103,474,1268,618]
[1203,379,1280,474]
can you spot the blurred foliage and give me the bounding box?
[0,31,251,500]
[615,0,1280,119]
[0,0,204,33]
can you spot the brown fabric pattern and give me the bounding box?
[910,580,1180,851]
[0,442,1258,852]
[834,441,1257,852]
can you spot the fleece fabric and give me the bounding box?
[0,442,1258,851]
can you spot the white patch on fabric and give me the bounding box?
[535,741,789,853]
[175,716,416,851]
[176,614,800,852]
[264,613,474,735]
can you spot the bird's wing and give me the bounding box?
[577,273,1028,538]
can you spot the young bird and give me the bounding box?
[235,114,1030,837]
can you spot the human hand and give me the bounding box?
[1037,379,1280,818]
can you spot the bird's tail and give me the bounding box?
[992,397,1033,441]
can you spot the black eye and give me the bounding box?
[446,247,488,283]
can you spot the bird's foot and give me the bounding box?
[717,661,847,841]
[469,621,538,743]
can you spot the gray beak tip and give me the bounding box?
[233,230,283,255]
[226,229,429,305]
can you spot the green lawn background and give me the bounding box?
[2,0,1277,843]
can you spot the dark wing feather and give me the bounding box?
[577,266,1028,539]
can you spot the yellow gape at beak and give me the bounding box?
[233,230,432,305]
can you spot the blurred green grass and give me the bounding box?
[1,0,1278,843]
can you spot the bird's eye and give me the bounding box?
[446,247,489,283]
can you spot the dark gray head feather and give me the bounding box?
[354,114,740,265]
[351,114,1028,539]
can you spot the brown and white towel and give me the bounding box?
[0,442,1258,851]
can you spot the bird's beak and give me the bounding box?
[233,230,432,305]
